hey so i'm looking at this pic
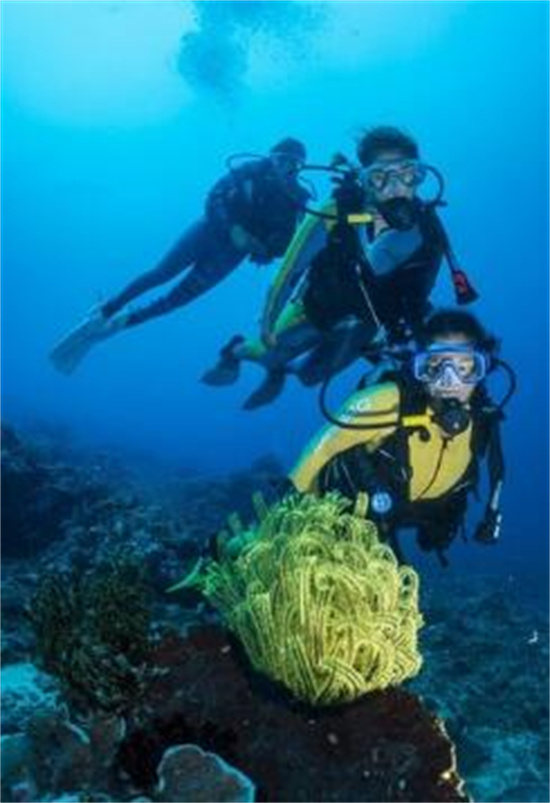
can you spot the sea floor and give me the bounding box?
[409,572,549,803]
[1,421,548,802]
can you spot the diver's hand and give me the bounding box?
[473,508,502,545]
[376,197,422,231]
[386,321,413,346]
[230,224,252,251]
[230,225,268,259]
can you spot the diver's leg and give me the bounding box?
[201,330,303,391]
[123,246,244,328]
[101,219,211,318]
[202,300,320,397]
[415,493,468,566]
[50,219,213,375]
[241,317,322,410]
[201,335,247,386]
[49,307,129,375]
[240,302,321,369]
[296,319,376,387]
[51,236,243,375]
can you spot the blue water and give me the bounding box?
[2,1,548,583]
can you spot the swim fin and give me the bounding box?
[202,358,241,386]
[242,369,286,410]
[50,306,119,375]
[201,335,244,387]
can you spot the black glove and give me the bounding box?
[473,508,502,545]
[376,197,422,231]
[386,321,413,346]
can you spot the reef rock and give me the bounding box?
[155,743,255,802]
[118,627,469,802]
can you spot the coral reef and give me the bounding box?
[2,421,548,802]
[2,708,127,802]
[1,707,255,803]
[156,744,255,803]
[1,663,61,735]
[410,573,549,803]
[28,553,153,712]
[117,626,467,802]
[181,492,423,705]
[1,423,102,559]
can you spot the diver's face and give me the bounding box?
[270,152,303,182]
[423,334,481,405]
[363,150,422,204]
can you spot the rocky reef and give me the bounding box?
[1,421,548,802]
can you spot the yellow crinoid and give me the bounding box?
[184,492,423,706]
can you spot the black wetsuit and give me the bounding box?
[302,204,445,342]
[102,159,308,327]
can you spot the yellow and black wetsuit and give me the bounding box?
[291,382,473,499]
[235,201,376,371]
[260,201,340,339]
[291,380,479,560]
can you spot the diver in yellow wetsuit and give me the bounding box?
[290,309,508,565]
[203,126,478,409]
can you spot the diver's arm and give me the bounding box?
[260,204,334,343]
[474,416,505,545]
[290,383,400,494]
[205,163,256,228]
[364,226,423,278]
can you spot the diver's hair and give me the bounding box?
[357,126,419,167]
[419,309,499,354]
[270,137,307,161]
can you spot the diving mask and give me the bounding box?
[362,159,428,192]
[413,343,488,386]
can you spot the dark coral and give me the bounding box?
[117,627,468,803]
[28,553,153,712]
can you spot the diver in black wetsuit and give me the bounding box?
[50,137,309,375]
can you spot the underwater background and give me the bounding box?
[1,2,549,802]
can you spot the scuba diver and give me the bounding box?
[203,126,478,409]
[50,138,309,375]
[289,309,511,566]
